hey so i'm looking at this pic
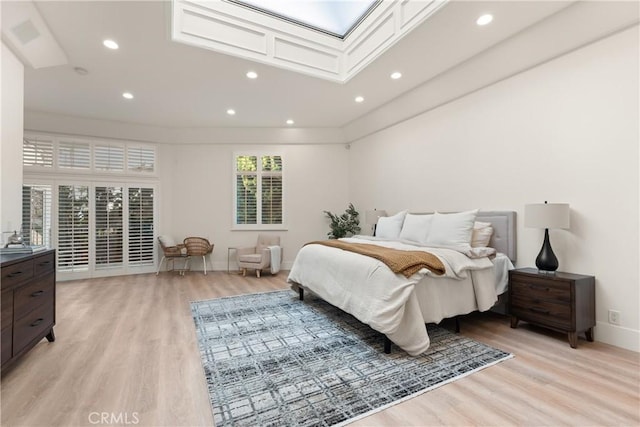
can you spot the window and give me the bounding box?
[58,140,91,170]
[234,154,283,228]
[22,184,52,246]
[95,145,125,172]
[23,136,54,168]
[57,184,90,272]
[95,186,124,269]
[127,146,155,173]
[128,187,154,265]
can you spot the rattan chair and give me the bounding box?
[183,237,214,275]
[156,235,189,275]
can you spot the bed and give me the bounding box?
[287,210,516,356]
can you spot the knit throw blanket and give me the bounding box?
[307,240,445,278]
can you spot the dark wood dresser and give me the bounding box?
[509,267,595,348]
[1,250,56,371]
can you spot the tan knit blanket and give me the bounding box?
[307,240,445,278]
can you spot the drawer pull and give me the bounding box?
[530,307,550,315]
[7,271,23,278]
[30,318,44,327]
[31,290,44,297]
[38,261,51,266]
[529,284,550,292]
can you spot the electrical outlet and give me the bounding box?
[608,310,621,325]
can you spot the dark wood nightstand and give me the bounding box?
[509,267,595,348]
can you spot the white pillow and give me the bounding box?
[376,211,407,239]
[426,209,478,249]
[471,221,494,248]
[399,214,433,243]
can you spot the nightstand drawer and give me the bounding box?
[511,295,571,329]
[511,279,570,304]
[14,276,55,317]
[34,252,55,276]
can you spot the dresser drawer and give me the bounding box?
[1,290,13,328]
[12,303,54,353]
[511,278,570,304]
[34,252,55,276]
[14,276,54,317]
[1,326,12,364]
[1,259,34,289]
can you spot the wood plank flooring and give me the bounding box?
[1,271,638,426]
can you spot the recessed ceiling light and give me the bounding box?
[355,96,364,103]
[246,71,258,79]
[103,39,119,50]
[476,14,493,26]
[390,72,402,80]
[227,109,236,115]
[286,119,294,125]
[122,92,133,99]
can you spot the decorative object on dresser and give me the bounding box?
[509,268,595,348]
[365,209,387,235]
[524,201,570,272]
[1,250,56,371]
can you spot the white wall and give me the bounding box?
[348,27,639,351]
[1,42,24,240]
[159,143,350,271]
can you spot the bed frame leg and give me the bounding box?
[384,337,391,354]
[298,287,304,301]
[455,316,460,333]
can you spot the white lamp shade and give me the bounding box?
[525,203,570,229]
[365,210,387,225]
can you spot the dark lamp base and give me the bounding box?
[535,228,559,272]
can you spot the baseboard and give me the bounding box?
[595,321,639,352]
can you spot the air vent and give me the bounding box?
[11,19,40,45]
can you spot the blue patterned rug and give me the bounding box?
[191,290,512,426]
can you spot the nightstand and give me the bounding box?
[509,268,595,348]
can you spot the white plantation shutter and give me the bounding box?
[128,187,154,265]
[22,184,52,246]
[58,141,91,169]
[57,185,90,272]
[23,137,54,168]
[95,186,124,269]
[127,146,155,173]
[234,155,283,226]
[95,145,125,172]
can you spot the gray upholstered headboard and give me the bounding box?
[476,211,517,263]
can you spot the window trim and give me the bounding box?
[232,152,287,231]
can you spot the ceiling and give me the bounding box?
[5,1,640,136]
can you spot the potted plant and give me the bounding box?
[323,203,361,239]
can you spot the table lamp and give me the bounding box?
[525,201,570,273]
[365,209,387,236]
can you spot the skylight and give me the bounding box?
[230,0,379,38]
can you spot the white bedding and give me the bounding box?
[287,236,505,356]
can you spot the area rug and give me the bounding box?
[191,290,512,427]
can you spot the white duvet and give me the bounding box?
[287,236,496,356]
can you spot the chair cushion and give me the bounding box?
[159,235,177,247]
[238,254,263,264]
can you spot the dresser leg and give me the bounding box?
[568,332,577,348]
[585,328,594,342]
[46,328,55,342]
[510,316,519,328]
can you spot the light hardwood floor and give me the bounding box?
[1,271,638,426]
